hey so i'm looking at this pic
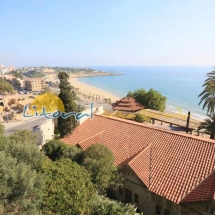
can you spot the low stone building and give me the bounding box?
[62,115,215,215]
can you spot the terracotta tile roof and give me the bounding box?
[78,130,105,150]
[180,171,215,203]
[112,96,145,112]
[61,115,215,204]
[129,145,151,187]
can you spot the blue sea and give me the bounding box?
[78,66,213,120]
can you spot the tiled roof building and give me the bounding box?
[62,115,215,215]
[111,96,145,112]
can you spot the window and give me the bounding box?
[119,187,123,195]
[156,205,161,215]
[164,209,170,215]
[134,193,139,203]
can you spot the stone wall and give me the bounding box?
[113,166,215,215]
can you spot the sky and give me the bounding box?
[0,0,215,67]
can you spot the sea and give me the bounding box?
[78,66,213,121]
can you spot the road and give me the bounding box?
[4,117,47,136]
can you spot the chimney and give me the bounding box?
[186,111,190,134]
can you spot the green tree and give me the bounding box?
[82,144,122,194]
[197,114,215,139]
[42,140,83,162]
[0,152,44,215]
[92,195,142,215]
[127,91,133,97]
[9,70,23,79]
[0,78,14,95]
[9,129,38,145]
[134,113,150,123]
[199,67,215,116]
[144,88,166,111]
[0,133,45,214]
[57,72,77,138]
[14,79,21,88]
[41,158,96,215]
[129,88,166,111]
[25,70,45,78]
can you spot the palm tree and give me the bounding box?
[198,67,215,115]
[197,114,215,139]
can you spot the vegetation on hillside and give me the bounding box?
[0,130,45,214]
[25,70,45,78]
[42,139,83,162]
[82,144,122,194]
[0,129,142,214]
[134,113,151,123]
[47,67,105,74]
[0,78,15,94]
[128,88,167,112]
[9,70,23,79]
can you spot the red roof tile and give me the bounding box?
[181,171,215,203]
[112,96,145,112]
[62,115,215,204]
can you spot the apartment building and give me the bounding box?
[24,78,45,92]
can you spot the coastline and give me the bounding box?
[69,77,120,103]
[45,74,204,122]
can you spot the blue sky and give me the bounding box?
[1,0,215,67]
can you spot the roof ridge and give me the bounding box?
[128,97,135,112]
[180,169,215,203]
[128,144,152,187]
[78,130,105,144]
[128,144,152,165]
[95,114,215,144]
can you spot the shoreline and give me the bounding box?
[45,74,204,122]
[71,78,204,122]
[69,77,120,103]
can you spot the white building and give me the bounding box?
[0,65,8,75]
[33,119,55,147]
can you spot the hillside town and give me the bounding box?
[0,63,215,215]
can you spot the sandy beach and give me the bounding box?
[44,74,120,102]
[69,77,120,102]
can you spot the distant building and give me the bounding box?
[0,75,17,85]
[8,66,15,72]
[111,96,145,112]
[0,65,8,75]
[24,78,45,92]
[17,78,25,88]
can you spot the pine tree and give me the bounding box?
[57,72,77,138]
